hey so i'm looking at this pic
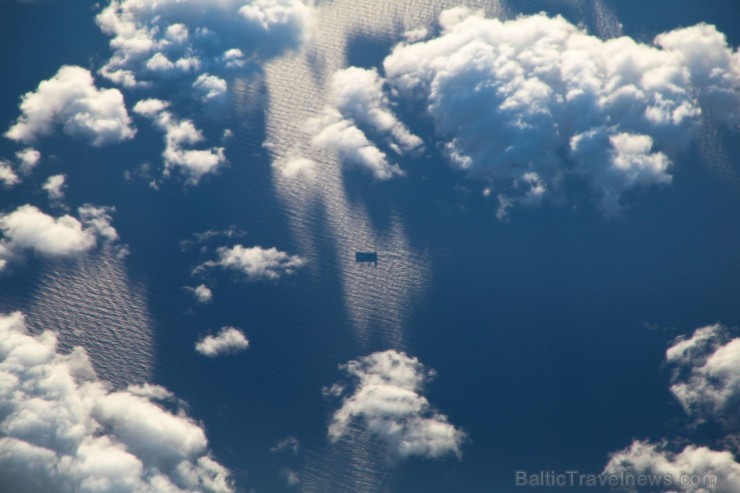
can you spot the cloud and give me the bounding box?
[15,148,41,174]
[42,174,67,201]
[193,74,228,101]
[197,244,306,281]
[133,99,226,184]
[327,350,465,460]
[311,116,399,179]
[0,311,234,493]
[602,324,740,492]
[96,0,313,89]
[666,324,740,430]
[654,24,740,124]
[0,204,118,269]
[309,67,421,180]
[195,326,249,357]
[273,156,317,181]
[379,10,740,214]
[188,283,213,304]
[281,468,300,487]
[0,161,19,188]
[270,436,299,455]
[604,441,739,493]
[5,66,135,146]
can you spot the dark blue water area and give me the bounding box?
[1,2,739,493]
[338,4,740,493]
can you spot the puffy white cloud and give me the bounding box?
[42,174,66,201]
[189,283,213,304]
[309,67,421,180]
[0,161,19,188]
[311,115,400,180]
[193,74,228,101]
[222,48,246,69]
[145,52,175,72]
[666,324,740,429]
[133,99,226,184]
[0,205,117,268]
[195,327,249,357]
[604,441,740,493]
[5,66,135,146]
[379,10,740,214]
[77,205,119,243]
[0,311,234,493]
[131,97,169,116]
[655,24,740,124]
[273,156,317,181]
[96,0,312,88]
[15,148,40,174]
[198,244,306,281]
[327,350,465,460]
[329,67,422,154]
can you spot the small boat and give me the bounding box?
[355,251,378,263]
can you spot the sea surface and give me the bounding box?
[1,1,739,492]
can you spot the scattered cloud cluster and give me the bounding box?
[5,66,135,146]
[96,0,313,89]
[0,148,42,189]
[0,311,234,493]
[666,324,740,430]
[355,9,740,214]
[0,204,117,270]
[195,326,249,357]
[328,350,465,459]
[309,67,421,180]
[197,244,306,281]
[133,99,226,184]
[603,324,740,492]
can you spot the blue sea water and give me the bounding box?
[1,1,740,492]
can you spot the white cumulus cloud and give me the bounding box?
[42,174,67,201]
[193,74,228,101]
[379,10,740,214]
[96,0,312,89]
[198,244,306,281]
[327,350,465,460]
[273,156,317,181]
[0,161,19,188]
[133,99,226,184]
[309,67,422,180]
[5,66,135,146]
[0,311,234,493]
[195,326,249,357]
[15,148,41,174]
[604,441,740,493]
[0,204,118,269]
[603,323,740,492]
[188,283,213,304]
[666,324,740,430]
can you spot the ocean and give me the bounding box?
[1,1,739,492]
